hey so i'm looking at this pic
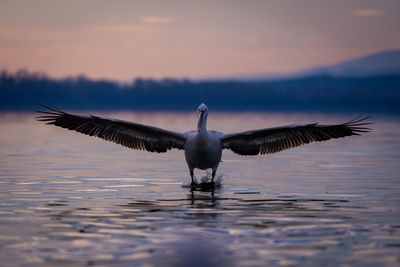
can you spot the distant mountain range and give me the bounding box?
[238,50,400,81]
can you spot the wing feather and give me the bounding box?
[36,104,186,153]
[221,116,372,156]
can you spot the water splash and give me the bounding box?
[181,170,224,189]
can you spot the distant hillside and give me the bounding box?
[1,70,399,114]
[304,50,400,77]
[239,50,400,81]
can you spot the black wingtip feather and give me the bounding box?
[35,103,67,123]
[345,115,372,125]
[344,115,373,135]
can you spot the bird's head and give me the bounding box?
[197,103,208,132]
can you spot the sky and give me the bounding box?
[0,0,399,81]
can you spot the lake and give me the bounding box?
[0,112,399,266]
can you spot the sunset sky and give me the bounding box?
[0,0,399,81]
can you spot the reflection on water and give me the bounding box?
[0,112,399,266]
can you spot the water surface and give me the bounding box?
[0,112,399,266]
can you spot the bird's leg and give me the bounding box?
[190,169,195,186]
[211,169,216,185]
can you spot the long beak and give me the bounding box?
[197,111,204,132]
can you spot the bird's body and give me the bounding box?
[37,103,371,186]
[185,129,222,179]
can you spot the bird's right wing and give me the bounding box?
[36,104,187,153]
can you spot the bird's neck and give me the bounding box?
[200,118,207,132]
[198,116,208,137]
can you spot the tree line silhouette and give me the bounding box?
[1,69,399,114]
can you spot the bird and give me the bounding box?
[37,103,372,186]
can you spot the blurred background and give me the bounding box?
[0,0,399,114]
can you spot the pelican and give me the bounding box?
[37,103,371,186]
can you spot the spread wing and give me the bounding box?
[36,104,186,153]
[221,116,372,156]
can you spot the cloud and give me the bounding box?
[88,24,142,34]
[353,9,384,17]
[140,16,178,24]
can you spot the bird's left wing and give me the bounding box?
[36,104,186,153]
[221,116,372,156]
